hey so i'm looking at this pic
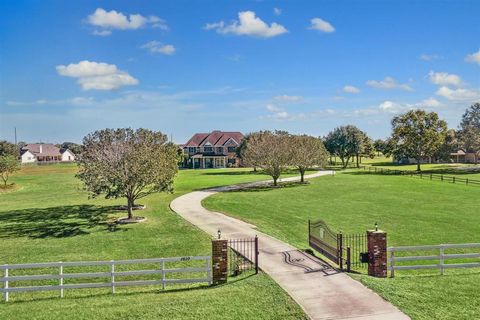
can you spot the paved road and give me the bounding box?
[170,171,410,320]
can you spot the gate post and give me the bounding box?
[367,230,387,278]
[211,239,228,285]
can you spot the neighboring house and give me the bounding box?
[20,143,76,164]
[450,149,478,163]
[183,131,244,168]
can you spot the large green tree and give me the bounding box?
[390,110,448,171]
[324,125,366,168]
[241,131,291,186]
[76,128,179,219]
[290,135,329,182]
[458,103,480,163]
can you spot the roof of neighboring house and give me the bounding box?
[20,143,73,157]
[184,131,244,147]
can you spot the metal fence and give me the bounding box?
[228,237,259,276]
[359,165,480,187]
[0,256,211,302]
[388,243,480,278]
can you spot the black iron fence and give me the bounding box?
[227,237,259,276]
[359,165,480,187]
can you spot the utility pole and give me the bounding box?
[14,127,17,145]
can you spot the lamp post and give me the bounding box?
[217,229,222,239]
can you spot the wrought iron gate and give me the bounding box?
[308,219,367,272]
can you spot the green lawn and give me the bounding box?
[204,171,480,320]
[0,164,306,320]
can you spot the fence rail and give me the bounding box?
[359,165,480,187]
[388,243,480,278]
[0,256,212,302]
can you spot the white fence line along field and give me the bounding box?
[388,243,480,278]
[1,256,212,302]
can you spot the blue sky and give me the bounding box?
[1,0,479,144]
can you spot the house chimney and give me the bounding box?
[39,144,43,154]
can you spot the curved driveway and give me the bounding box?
[170,171,409,320]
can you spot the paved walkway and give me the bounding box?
[170,171,409,320]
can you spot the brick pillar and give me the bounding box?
[367,230,387,278]
[211,239,228,285]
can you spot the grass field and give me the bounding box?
[0,164,307,320]
[204,170,480,320]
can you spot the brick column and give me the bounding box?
[367,230,387,278]
[211,239,228,285]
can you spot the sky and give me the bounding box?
[1,0,479,144]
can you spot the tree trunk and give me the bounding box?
[300,168,305,183]
[273,176,278,186]
[253,166,257,172]
[356,154,360,168]
[127,197,134,220]
[416,160,421,172]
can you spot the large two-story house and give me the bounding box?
[183,131,244,168]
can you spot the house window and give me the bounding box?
[188,147,196,153]
[204,146,213,152]
[217,147,224,153]
[227,146,237,153]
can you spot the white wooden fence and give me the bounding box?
[388,243,480,278]
[1,256,212,302]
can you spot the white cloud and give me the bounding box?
[308,18,335,33]
[420,54,441,61]
[86,8,167,35]
[205,11,287,38]
[273,8,282,16]
[343,85,360,94]
[366,76,413,91]
[420,97,441,107]
[273,95,303,102]
[56,60,139,90]
[266,104,281,112]
[141,41,176,55]
[428,71,462,87]
[465,49,480,65]
[436,86,480,102]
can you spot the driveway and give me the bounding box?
[170,171,410,320]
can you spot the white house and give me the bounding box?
[20,143,76,164]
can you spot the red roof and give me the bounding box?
[184,131,244,147]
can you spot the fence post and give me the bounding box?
[439,246,445,275]
[4,266,8,302]
[466,178,469,185]
[389,250,395,278]
[367,230,387,278]
[254,236,259,274]
[211,239,228,285]
[111,260,115,294]
[59,262,64,298]
[441,175,444,181]
[162,260,166,290]
[206,257,212,285]
[337,233,343,270]
[346,247,351,272]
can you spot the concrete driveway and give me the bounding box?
[170,171,410,320]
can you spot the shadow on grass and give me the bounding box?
[224,181,309,193]
[0,205,121,239]
[343,167,480,177]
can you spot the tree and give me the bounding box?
[61,142,83,155]
[76,128,179,219]
[324,125,366,168]
[290,135,329,182]
[0,155,20,186]
[237,133,258,171]
[434,129,459,162]
[0,140,18,157]
[360,136,375,164]
[390,110,448,171]
[458,103,480,164]
[374,139,387,156]
[241,131,291,186]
